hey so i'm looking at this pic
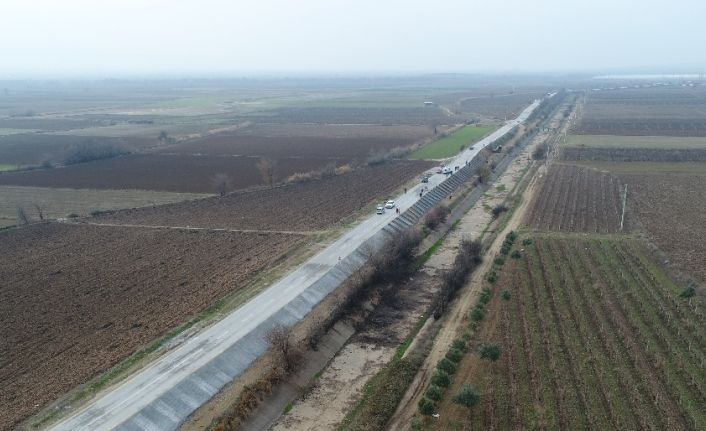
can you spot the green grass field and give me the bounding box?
[570,161,706,175]
[409,125,494,160]
[567,134,706,149]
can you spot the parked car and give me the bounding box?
[376,205,385,215]
[385,200,396,209]
[442,166,452,175]
[421,175,429,183]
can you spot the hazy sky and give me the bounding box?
[2,0,705,76]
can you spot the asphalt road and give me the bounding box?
[47,100,540,431]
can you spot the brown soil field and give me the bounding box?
[617,170,706,285]
[0,154,335,193]
[94,161,433,231]
[161,134,420,161]
[0,223,303,431]
[525,164,623,233]
[424,234,705,431]
[577,87,706,136]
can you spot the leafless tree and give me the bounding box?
[212,173,232,197]
[477,165,492,184]
[265,323,299,373]
[33,204,44,220]
[257,157,277,187]
[17,207,29,225]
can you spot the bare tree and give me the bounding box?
[477,165,492,184]
[265,323,299,373]
[33,204,44,220]
[17,207,29,225]
[212,173,232,197]
[257,157,277,188]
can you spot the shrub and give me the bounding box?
[487,271,498,283]
[418,397,436,415]
[500,243,511,255]
[446,348,464,363]
[431,370,451,388]
[494,256,505,266]
[507,231,518,243]
[501,290,512,301]
[680,286,696,298]
[491,204,508,219]
[478,288,492,305]
[425,385,443,401]
[424,205,450,230]
[511,250,522,259]
[532,142,548,160]
[479,343,502,362]
[453,384,481,411]
[522,238,533,246]
[437,358,456,374]
[64,141,129,165]
[451,339,466,351]
[461,331,473,341]
[471,307,485,322]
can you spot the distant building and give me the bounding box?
[423,101,435,107]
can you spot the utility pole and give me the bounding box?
[620,184,628,231]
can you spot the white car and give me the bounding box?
[376,205,385,215]
[384,200,396,209]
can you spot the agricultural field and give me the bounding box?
[241,106,454,125]
[576,86,706,136]
[238,123,433,139]
[561,161,706,286]
[426,234,705,431]
[457,92,546,120]
[163,134,422,161]
[409,125,494,160]
[0,154,336,193]
[0,223,304,431]
[566,134,706,149]
[94,161,432,232]
[0,133,152,166]
[0,186,208,226]
[525,163,624,233]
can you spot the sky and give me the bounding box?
[2,0,705,77]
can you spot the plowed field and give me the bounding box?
[94,161,433,231]
[525,164,623,233]
[0,223,303,431]
[617,171,706,285]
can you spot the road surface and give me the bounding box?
[47,100,540,431]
